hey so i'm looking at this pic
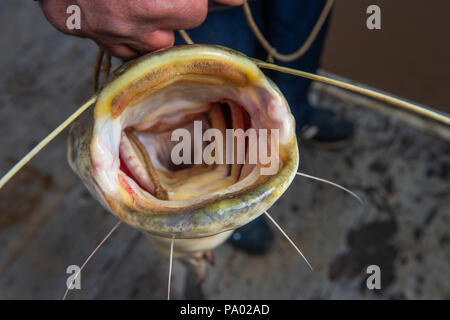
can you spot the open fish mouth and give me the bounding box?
[68,45,299,242]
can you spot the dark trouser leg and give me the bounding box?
[264,0,329,128]
[175,1,263,56]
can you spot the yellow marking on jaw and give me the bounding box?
[94,46,268,119]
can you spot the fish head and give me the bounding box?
[68,45,299,255]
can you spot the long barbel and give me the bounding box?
[0,94,98,190]
[255,60,450,126]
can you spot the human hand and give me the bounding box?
[39,0,244,58]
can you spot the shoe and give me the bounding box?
[228,215,274,255]
[297,107,354,149]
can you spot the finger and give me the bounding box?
[146,0,208,31]
[213,0,245,6]
[134,30,175,52]
[111,45,139,59]
[99,42,139,59]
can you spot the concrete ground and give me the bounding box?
[0,1,448,300]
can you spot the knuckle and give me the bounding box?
[183,0,208,28]
[88,17,133,38]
